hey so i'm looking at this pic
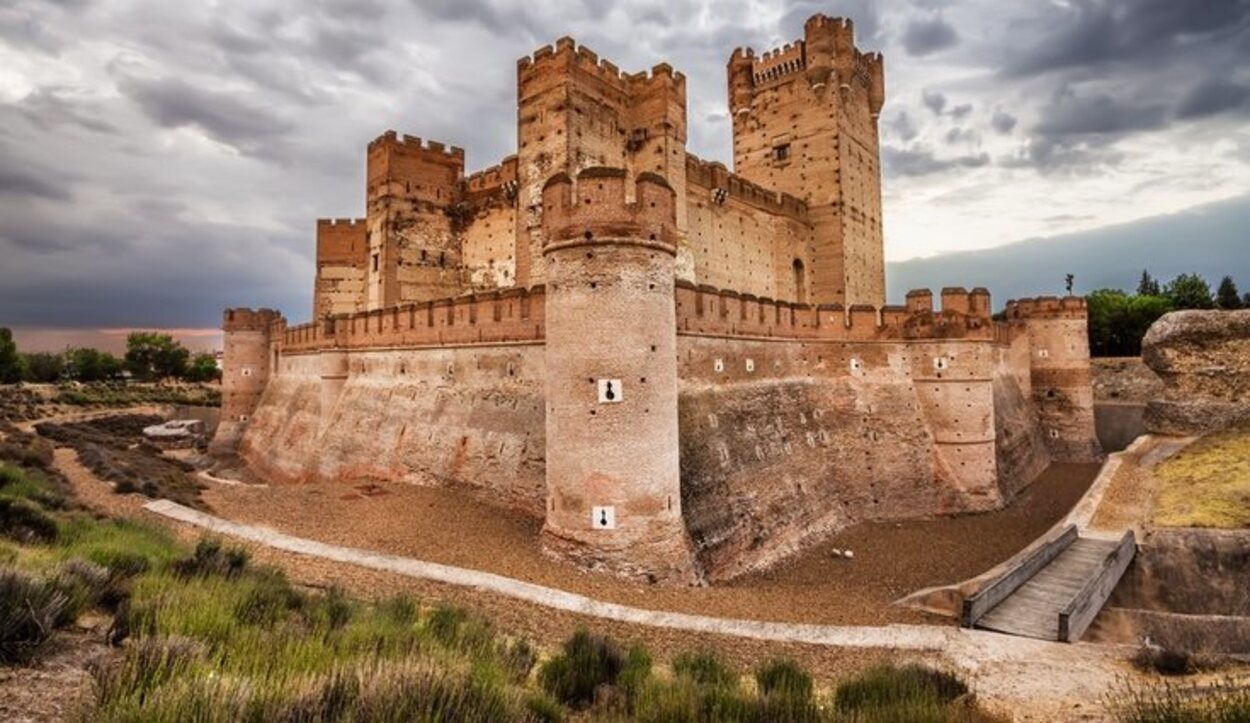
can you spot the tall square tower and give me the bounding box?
[728,16,885,306]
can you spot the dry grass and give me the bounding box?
[1153,426,1250,528]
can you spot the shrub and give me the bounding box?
[377,593,419,625]
[1132,646,1199,677]
[0,497,59,543]
[835,663,969,713]
[1106,677,1250,723]
[232,569,304,626]
[0,567,70,663]
[314,585,354,630]
[755,658,813,701]
[539,628,627,708]
[502,638,538,683]
[172,538,249,579]
[673,650,739,689]
[0,463,67,510]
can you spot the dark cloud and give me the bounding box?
[902,15,958,56]
[12,88,117,134]
[948,103,972,121]
[0,166,71,202]
[922,90,946,115]
[1176,79,1250,120]
[1035,90,1167,138]
[1004,0,1250,77]
[991,109,1017,134]
[118,75,295,161]
[883,145,990,176]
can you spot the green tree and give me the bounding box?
[20,352,64,383]
[1086,289,1173,357]
[0,328,21,384]
[124,332,189,381]
[1164,273,1215,309]
[183,352,221,383]
[66,348,123,382]
[1137,269,1161,296]
[1216,276,1243,309]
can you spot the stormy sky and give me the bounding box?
[1,0,1248,348]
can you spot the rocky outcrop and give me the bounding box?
[1142,310,1250,435]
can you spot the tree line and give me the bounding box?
[0,329,220,385]
[1086,271,1248,357]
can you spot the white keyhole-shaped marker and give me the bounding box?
[592,506,616,529]
[597,379,623,403]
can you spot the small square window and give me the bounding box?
[772,143,791,162]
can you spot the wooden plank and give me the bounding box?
[1059,531,1136,643]
[961,524,1077,627]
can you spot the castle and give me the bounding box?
[213,16,1101,584]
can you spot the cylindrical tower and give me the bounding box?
[210,307,281,455]
[540,167,699,585]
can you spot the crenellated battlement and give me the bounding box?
[750,41,807,85]
[518,37,686,92]
[223,308,282,333]
[316,218,366,228]
[280,286,546,353]
[366,130,465,160]
[674,281,997,342]
[685,154,808,219]
[1005,296,1088,320]
[464,156,519,194]
[540,167,678,250]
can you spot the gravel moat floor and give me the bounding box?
[202,462,1100,627]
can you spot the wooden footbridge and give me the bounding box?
[960,525,1135,642]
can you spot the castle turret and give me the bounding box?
[1007,297,1102,462]
[540,167,699,584]
[210,308,282,455]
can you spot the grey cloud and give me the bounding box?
[948,103,972,121]
[118,75,295,161]
[945,127,980,145]
[1005,0,1250,77]
[1176,79,1250,119]
[922,90,946,115]
[902,15,959,56]
[1035,91,1167,138]
[883,145,990,177]
[0,166,71,202]
[13,88,117,134]
[887,110,919,142]
[991,109,1017,134]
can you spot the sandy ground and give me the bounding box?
[196,463,1099,628]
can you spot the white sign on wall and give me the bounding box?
[592,506,616,529]
[597,379,623,403]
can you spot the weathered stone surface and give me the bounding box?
[1142,310,1250,435]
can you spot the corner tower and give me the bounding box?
[540,167,699,584]
[729,15,885,307]
[210,308,281,455]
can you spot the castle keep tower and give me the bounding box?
[516,39,689,289]
[540,168,699,584]
[729,15,885,307]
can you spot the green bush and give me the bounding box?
[0,497,59,543]
[756,658,813,701]
[539,628,627,708]
[673,650,739,689]
[0,567,71,663]
[172,538,249,580]
[377,593,419,626]
[835,663,969,713]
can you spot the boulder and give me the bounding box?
[1142,310,1250,435]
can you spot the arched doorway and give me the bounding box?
[793,259,806,303]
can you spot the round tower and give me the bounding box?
[540,167,699,585]
[210,307,281,455]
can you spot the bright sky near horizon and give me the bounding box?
[1,0,1248,344]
